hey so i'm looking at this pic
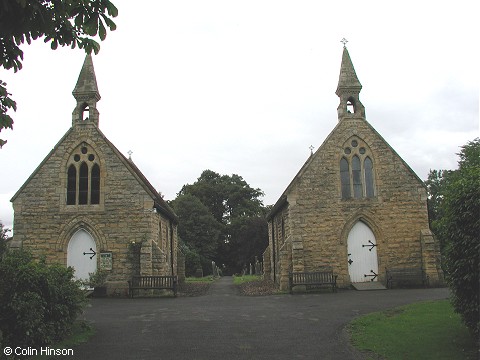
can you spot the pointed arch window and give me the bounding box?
[91,164,100,204]
[79,162,89,204]
[346,97,355,114]
[364,157,375,198]
[340,138,376,199]
[67,165,77,205]
[352,156,362,198]
[66,144,102,206]
[340,158,351,199]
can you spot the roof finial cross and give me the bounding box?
[127,150,133,160]
[341,38,348,47]
[309,145,315,155]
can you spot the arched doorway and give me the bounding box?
[347,221,378,283]
[67,229,97,283]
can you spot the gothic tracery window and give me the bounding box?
[340,137,376,199]
[66,144,101,205]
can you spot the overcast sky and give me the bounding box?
[1,1,479,230]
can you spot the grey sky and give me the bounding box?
[1,1,479,230]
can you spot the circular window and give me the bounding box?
[351,140,358,147]
[359,147,366,154]
[74,154,80,162]
[88,154,95,161]
[81,147,88,154]
[344,148,351,154]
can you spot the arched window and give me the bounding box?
[346,98,355,114]
[352,155,362,198]
[91,164,100,204]
[79,162,89,205]
[340,137,376,200]
[364,157,375,198]
[66,144,102,206]
[81,103,89,121]
[67,165,77,205]
[340,158,351,199]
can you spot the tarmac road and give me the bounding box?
[73,277,449,360]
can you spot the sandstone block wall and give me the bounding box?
[267,117,443,289]
[12,123,178,292]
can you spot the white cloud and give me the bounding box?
[1,0,479,228]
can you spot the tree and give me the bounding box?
[0,222,9,258]
[425,169,453,252]
[0,0,118,146]
[170,193,223,275]
[437,138,479,337]
[176,170,269,274]
[224,216,269,273]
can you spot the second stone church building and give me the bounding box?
[264,45,443,290]
[10,56,179,294]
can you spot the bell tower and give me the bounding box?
[336,40,365,121]
[72,55,101,127]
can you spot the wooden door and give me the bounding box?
[67,229,97,284]
[347,221,378,283]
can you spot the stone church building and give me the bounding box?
[264,46,443,290]
[10,55,179,294]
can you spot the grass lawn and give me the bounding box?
[233,274,262,285]
[185,275,216,282]
[32,321,95,359]
[349,299,478,360]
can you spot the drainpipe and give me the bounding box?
[271,221,276,282]
[169,220,175,276]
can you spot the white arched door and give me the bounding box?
[347,221,378,283]
[67,229,97,283]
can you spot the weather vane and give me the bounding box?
[341,38,348,47]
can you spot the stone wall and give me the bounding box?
[12,123,178,292]
[268,117,443,290]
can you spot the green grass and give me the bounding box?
[233,274,262,285]
[32,321,95,359]
[185,275,215,282]
[349,300,477,360]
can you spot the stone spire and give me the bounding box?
[72,54,101,127]
[335,44,365,121]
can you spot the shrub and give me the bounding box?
[441,139,480,337]
[0,249,86,350]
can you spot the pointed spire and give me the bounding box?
[336,46,362,96]
[72,55,101,127]
[335,42,365,121]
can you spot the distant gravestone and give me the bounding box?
[195,268,203,278]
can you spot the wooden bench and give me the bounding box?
[289,270,338,294]
[128,275,178,298]
[386,268,429,289]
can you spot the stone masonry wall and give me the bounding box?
[269,116,442,289]
[12,123,177,292]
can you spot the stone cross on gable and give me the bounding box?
[127,150,133,160]
[341,38,348,47]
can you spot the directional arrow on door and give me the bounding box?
[362,240,377,252]
[83,248,97,260]
[364,270,378,281]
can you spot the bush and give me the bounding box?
[441,139,480,338]
[0,249,87,350]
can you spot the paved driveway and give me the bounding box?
[73,277,449,360]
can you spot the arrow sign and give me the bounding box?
[364,270,378,282]
[362,240,377,252]
[83,248,97,260]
